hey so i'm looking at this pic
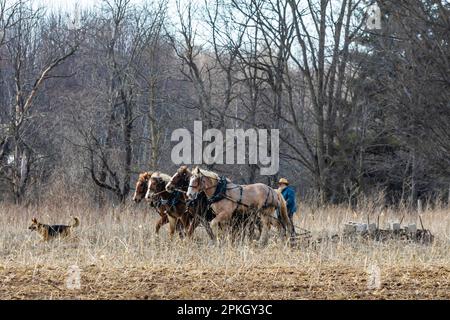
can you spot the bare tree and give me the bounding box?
[0,0,448,207]
[283,0,367,202]
[70,0,169,204]
[0,1,80,203]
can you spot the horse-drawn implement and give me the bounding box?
[132,166,435,248]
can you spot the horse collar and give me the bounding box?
[207,176,227,205]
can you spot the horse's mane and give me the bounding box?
[177,165,190,174]
[192,166,219,180]
[138,172,152,182]
[151,172,172,182]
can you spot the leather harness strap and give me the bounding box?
[198,173,276,212]
[238,185,243,204]
[233,185,244,214]
[263,188,272,208]
[207,176,228,205]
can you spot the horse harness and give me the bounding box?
[185,172,284,228]
[151,180,184,210]
[263,188,275,209]
[161,190,183,208]
[207,176,228,205]
[202,175,278,211]
[205,176,255,217]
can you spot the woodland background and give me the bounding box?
[0,0,448,207]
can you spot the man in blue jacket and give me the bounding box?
[278,178,297,235]
[279,178,297,215]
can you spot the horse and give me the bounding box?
[132,172,153,203]
[166,166,265,243]
[132,171,169,234]
[145,172,191,239]
[185,167,294,245]
[165,166,215,240]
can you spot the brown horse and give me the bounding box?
[186,167,294,245]
[132,172,168,234]
[165,166,215,240]
[145,172,191,239]
[132,172,153,202]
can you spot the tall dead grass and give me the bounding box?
[0,197,448,273]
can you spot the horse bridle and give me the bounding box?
[150,178,183,209]
[173,171,190,190]
[188,172,220,193]
[188,175,202,191]
[149,178,168,197]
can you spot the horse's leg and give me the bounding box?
[273,211,286,240]
[155,212,168,234]
[178,211,192,239]
[201,217,215,241]
[252,214,262,242]
[167,215,177,240]
[277,220,287,243]
[230,217,240,245]
[210,211,233,242]
[259,212,272,246]
[279,219,285,240]
[245,214,253,243]
[176,218,185,239]
[241,215,250,244]
[228,216,236,244]
[237,225,244,245]
[187,215,200,238]
[253,215,262,241]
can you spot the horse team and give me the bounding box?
[132,166,295,245]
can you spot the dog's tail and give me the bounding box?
[71,216,80,228]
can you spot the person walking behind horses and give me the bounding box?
[278,178,297,235]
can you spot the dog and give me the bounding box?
[28,216,80,241]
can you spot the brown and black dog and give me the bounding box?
[28,216,80,241]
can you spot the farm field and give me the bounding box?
[0,202,449,300]
[1,265,449,299]
[0,0,448,304]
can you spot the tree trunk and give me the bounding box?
[122,90,133,203]
[148,80,160,169]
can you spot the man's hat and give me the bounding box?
[278,178,289,185]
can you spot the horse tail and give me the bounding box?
[275,189,293,237]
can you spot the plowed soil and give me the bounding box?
[1,265,449,299]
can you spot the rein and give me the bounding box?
[149,189,167,197]
[149,180,185,208]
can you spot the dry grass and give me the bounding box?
[0,200,449,299]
